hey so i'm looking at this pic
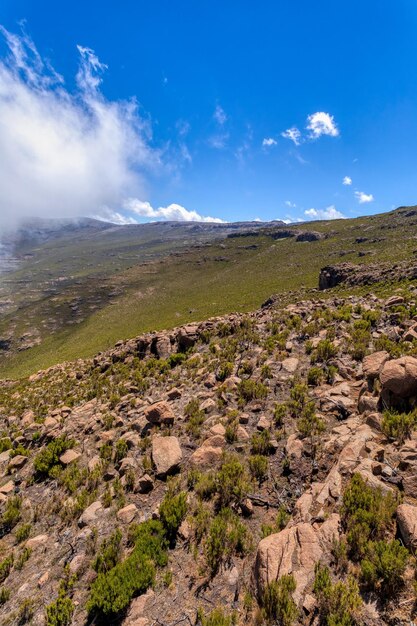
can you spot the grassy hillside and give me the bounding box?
[1,206,417,378]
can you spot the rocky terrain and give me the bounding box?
[1,278,417,624]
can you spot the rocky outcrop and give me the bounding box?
[151,436,182,477]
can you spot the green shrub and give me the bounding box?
[314,339,338,363]
[262,574,298,626]
[307,366,324,386]
[0,586,10,605]
[360,539,408,594]
[205,508,251,575]
[251,429,272,455]
[297,402,325,440]
[238,379,268,404]
[185,398,205,439]
[115,439,128,463]
[342,474,399,558]
[15,523,31,544]
[34,436,75,478]
[198,607,236,626]
[273,403,287,426]
[159,488,187,544]
[45,571,76,626]
[0,554,13,583]
[216,361,234,382]
[349,320,371,361]
[15,546,32,570]
[167,352,186,368]
[381,409,417,443]
[248,454,268,484]
[216,456,249,507]
[261,507,289,538]
[92,528,122,574]
[0,438,11,453]
[1,495,22,533]
[88,520,167,617]
[313,563,362,626]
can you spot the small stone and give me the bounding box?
[256,416,271,431]
[117,504,138,524]
[78,501,103,527]
[137,473,153,493]
[0,480,14,494]
[38,571,49,588]
[8,455,27,470]
[59,449,81,465]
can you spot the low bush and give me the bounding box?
[34,436,75,478]
[313,563,362,626]
[159,487,187,545]
[205,508,251,575]
[238,379,268,404]
[1,495,22,534]
[381,409,417,443]
[262,574,298,626]
[0,554,13,583]
[360,539,408,594]
[341,473,399,558]
[198,607,236,626]
[251,430,272,456]
[92,528,122,574]
[216,456,249,507]
[248,454,268,484]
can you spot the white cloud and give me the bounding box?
[208,133,229,149]
[213,104,227,125]
[281,127,301,146]
[343,176,352,186]
[306,112,339,139]
[262,137,277,147]
[124,199,225,223]
[285,201,296,208]
[355,191,374,204]
[304,205,345,220]
[0,26,162,231]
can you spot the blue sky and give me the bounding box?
[1,0,417,225]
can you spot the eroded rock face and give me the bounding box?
[380,356,417,397]
[254,519,339,604]
[363,351,389,381]
[151,436,182,477]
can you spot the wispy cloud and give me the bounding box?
[343,176,352,186]
[355,191,374,204]
[262,137,277,147]
[305,205,345,220]
[124,199,225,223]
[281,127,301,146]
[285,200,296,208]
[0,26,160,230]
[213,104,227,125]
[307,112,339,139]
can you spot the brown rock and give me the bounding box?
[362,351,389,380]
[78,501,103,527]
[397,503,417,550]
[8,455,27,470]
[117,504,138,524]
[137,473,153,493]
[380,356,417,397]
[59,449,81,465]
[144,401,175,426]
[26,534,48,550]
[151,436,182,477]
[190,445,223,469]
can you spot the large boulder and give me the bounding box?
[363,351,389,381]
[254,520,339,604]
[189,446,223,469]
[144,401,175,426]
[151,436,182,477]
[397,503,417,550]
[380,356,417,397]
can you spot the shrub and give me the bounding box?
[191,501,211,544]
[381,409,417,443]
[273,403,287,426]
[238,379,268,404]
[0,554,13,583]
[198,607,236,626]
[248,455,268,484]
[313,563,362,626]
[349,320,371,361]
[307,366,324,386]
[314,339,338,363]
[15,546,31,570]
[92,528,122,574]
[34,436,75,478]
[0,586,10,605]
[262,574,298,626]
[15,522,31,544]
[185,399,205,439]
[341,474,399,558]
[88,520,167,617]
[216,361,234,382]
[360,539,408,594]
[216,456,249,507]
[0,438,11,453]
[251,430,272,455]
[114,439,128,463]
[205,508,251,575]
[297,402,325,440]
[1,495,22,533]
[159,488,187,544]
[45,571,76,626]
[261,507,290,538]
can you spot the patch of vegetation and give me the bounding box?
[34,436,76,478]
[205,508,251,575]
[313,563,362,626]
[262,574,298,626]
[92,528,122,574]
[360,539,408,594]
[45,569,76,626]
[381,409,417,443]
